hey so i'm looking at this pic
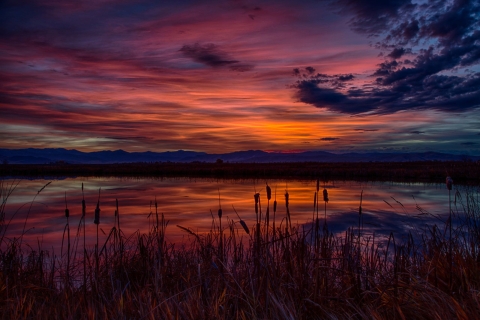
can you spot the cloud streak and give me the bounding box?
[0,0,479,154]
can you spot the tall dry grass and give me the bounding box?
[0,180,479,319]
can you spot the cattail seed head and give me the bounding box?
[316,179,320,192]
[254,193,259,204]
[285,192,289,208]
[94,202,100,225]
[239,220,250,234]
[446,176,453,190]
[323,188,329,203]
[273,200,277,212]
[218,208,223,219]
[81,199,86,218]
[266,185,271,201]
[65,208,69,218]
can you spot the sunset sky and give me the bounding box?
[1,0,479,155]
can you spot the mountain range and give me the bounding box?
[1,148,479,164]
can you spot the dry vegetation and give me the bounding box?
[0,179,479,319]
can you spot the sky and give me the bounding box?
[1,0,479,155]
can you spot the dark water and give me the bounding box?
[0,177,463,252]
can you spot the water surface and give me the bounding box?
[1,177,460,252]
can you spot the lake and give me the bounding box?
[0,177,465,253]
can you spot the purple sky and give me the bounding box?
[1,0,479,154]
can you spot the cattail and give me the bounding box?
[446,176,453,190]
[285,191,289,208]
[266,184,271,201]
[64,192,69,218]
[232,205,249,234]
[239,220,250,235]
[254,193,260,214]
[273,199,277,213]
[94,201,100,224]
[316,179,320,192]
[218,188,223,219]
[323,188,329,203]
[359,190,363,216]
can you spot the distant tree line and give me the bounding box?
[1,161,479,184]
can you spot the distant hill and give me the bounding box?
[0,148,479,164]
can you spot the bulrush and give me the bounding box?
[218,189,223,219]
[81,183,86,295]
[285,190,290,231]
[323,188,329,203]
[323,188,329,226]
[94,202,100,225]
[94,188,101,225]
[266,184,271,201]
[64,191,70,284]
[446,176,453,190]
[446,175,453,286]
[232,205,250,235]
[254,192,260,223]
[94,188,101,281]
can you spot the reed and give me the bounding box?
[0,180,479,319]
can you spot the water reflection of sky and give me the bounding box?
[1,177,470,252]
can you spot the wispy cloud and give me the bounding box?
[0,0,479,154]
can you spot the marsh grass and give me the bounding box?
[0,181,479,319]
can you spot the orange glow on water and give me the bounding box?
[1,178,454,253]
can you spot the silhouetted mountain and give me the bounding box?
[0,148,478,164]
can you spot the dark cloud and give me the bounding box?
[294,72,480,114]
[419,0,478,45]
[320,137,339,141]
[337,74,354,81]
[229,64,254,72]
[387,20,420,44]
[461,142,478,146]
[410,131,424,134]
[305,66,316,74]
[180,43,254,72]
[180,43,239,67]
[387,47,408,59]
[336,0,415,35]
[294,0,480,115]
[354,128,378,132]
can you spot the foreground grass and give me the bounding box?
[0,183,479,319]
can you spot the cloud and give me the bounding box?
[229,64,254,72]
[461,142,477,146]
[410,131,424,134]
[354,129,378,132]
[293,0,480,115]
[387,47,408,59]
[337,74,354,81]
[320,137,339,141]
[336,0,415,35]
[180,43,237,67]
